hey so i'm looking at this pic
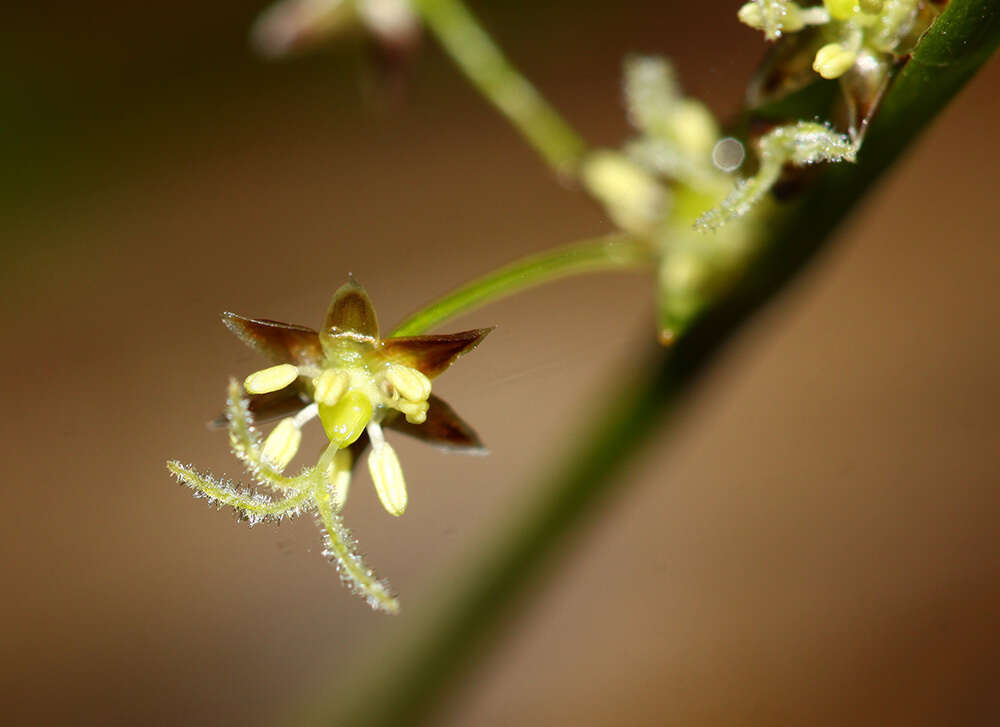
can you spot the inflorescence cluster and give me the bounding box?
[169,0,942,611]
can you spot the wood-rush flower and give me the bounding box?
[167,279,492,613]
[740,0,942,135]
[584,53,861,344]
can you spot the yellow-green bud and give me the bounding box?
[824,0,856,21]
[813,43,857,79]
[858,0,883,14]
[368,441,407,516]
[318,390,373,448]
[384,364,431,403]
[314,368,349,406]
[325,447,353,512]
[261,417,302,471]
[244,363,299,394]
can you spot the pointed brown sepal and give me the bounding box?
[324,279,379,339]
[221,312,323,366]
[385,395,486,454]
[378,328,494,379]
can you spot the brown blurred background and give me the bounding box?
[2,1,998,725]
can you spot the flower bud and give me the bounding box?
[368,441,407,516]
[824,0,856,22]
[384,363,431,403]
[318,390,373,448]
[244,363,299,394]
[261,417,302,471]
[314,368,349,406]
[813,43,857,79]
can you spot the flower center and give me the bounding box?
[243,356,431,517]
[310,360,431,447]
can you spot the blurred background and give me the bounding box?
[2,1,999,725]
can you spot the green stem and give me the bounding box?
[414,0,588,177]
[391,233,653,336]
[297,1,1000,724]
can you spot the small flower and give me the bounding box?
[583,55,861,345]
[168,279,492,613]
[740,0,940,88]
[589,55,753,344]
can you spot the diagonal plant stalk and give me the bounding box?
[288,1,1000,725]
[391,233,653,336]
[413,0,588,177]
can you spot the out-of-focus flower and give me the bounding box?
[251,0,420,58]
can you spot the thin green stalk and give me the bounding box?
[414,0,588,177]
[294,1,1000,725]
[390,233,654,336]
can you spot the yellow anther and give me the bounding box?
[670,100,720,156]
[858,0,883,13]
[782,12,806,33]
[396,399,429,425]
[737,2,764,30]
[813,43,857,79]
[318,390,373,448]
[368,441,407,516]
[244,363,299,394]
[314,369,349,406]
[384,364,431,403]
[261,417,302,472]
[581,150,665,234]
[325,447,353,512]
[824,0,856,21]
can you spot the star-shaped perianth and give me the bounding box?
[168,279,492,613]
